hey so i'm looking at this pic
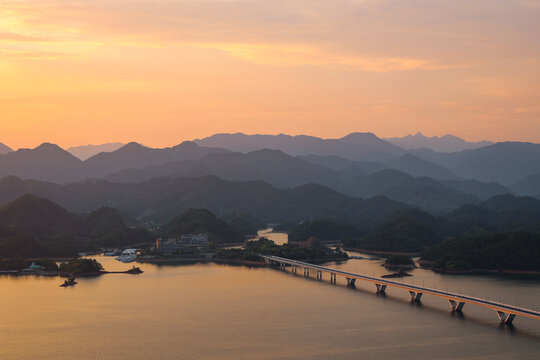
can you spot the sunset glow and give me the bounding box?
[1,0,539,148]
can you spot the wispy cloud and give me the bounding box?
[193,42,467,71]
[0,0,539,146]
[0,31,49,42]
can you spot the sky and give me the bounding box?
[1,0,539,149]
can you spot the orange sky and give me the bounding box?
[1,0,539,149]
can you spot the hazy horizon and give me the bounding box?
[0,130,512,151]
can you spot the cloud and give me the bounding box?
[193,42,464,71]
[0,49,70,60]
[0,31,49,42]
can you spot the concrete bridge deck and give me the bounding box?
[263,255,540,325]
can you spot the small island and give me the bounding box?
[380,255,415,278]
[382,255,415,270]
[59,258,104,277]
[214,237,349,266]
[60,277,77,287]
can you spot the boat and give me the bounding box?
[60,277,77,287]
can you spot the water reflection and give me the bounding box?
[1,245,540,359]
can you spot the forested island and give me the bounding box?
[2,189,540,277]
[214,237,348,265]
[420,232,540,273]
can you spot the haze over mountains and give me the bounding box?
[67,142,125,160]
[384,132,492,152]
[195,132,404,162]
[0,131,538,218]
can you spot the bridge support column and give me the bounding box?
[497,311,516,325]
[346,278,356,287]
[409,291,422,301]
[330,273,336,284]
[448,300,465,312]
[303,268,310,277]
[316,270,322,280]
[375,284,387,293]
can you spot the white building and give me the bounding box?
[180,234,209,246]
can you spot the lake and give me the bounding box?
[2,238,540,359]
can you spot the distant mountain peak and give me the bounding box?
[35,142,64,151]
[23,143,80,162]
[340,132,378,141]
[117,142,148,152]
[172,140,200,150]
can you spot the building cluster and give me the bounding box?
[155,234,209,254]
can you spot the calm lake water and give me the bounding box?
[2,234,540,359]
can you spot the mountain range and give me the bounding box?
[511,171,540,196]
[0,132,537,210]
[384,132,492,152]
[0,141,229,183]
[0,175,410,227]
[194,133,540,185]
[101,149,511,211]
[195,132,405,162]
[410,142,540,185]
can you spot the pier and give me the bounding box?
[263,255,540,325]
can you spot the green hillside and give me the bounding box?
[160,208,245,244]
[421,232,540,272]
[0,195,152,258]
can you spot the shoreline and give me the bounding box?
[0,268,144,278]
[417,261,540,275]
[345,247,421,257]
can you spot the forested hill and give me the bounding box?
[0,195,151,258]
[0,175,410,227]
[421,232,540,272]
[159,208,245,244]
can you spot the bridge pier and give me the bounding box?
[303,268,310,277]
[375,284,387,293]
[448,300,465,312]
[330,273,337,284]
[497,311,516,325]
[346,278,356,287]
[409,291,423,301]
[316,270,322,280]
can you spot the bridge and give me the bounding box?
[262,255,540,325]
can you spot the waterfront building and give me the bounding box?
[180,234,209,246]
[155,234,209,254]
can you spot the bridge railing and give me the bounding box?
[262,255,540,324]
